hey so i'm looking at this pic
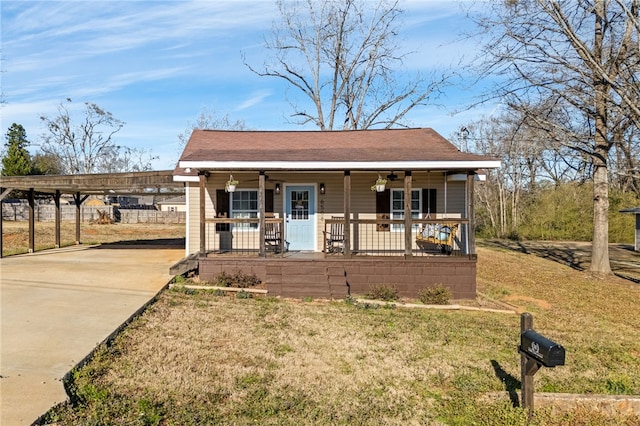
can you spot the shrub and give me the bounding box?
[171,275,186,284]
[418,284,451,305]
[214,270,261,288]
[236,290,253,299]
[214,271,234,287]
[365,283,399,301]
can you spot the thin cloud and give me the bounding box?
[235,90,272,111]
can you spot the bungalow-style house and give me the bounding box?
[173,128,500,300]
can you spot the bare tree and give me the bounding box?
[102,146,158,173]
[460,110,590,238]
[461,114,542,236]
[473,0,640,275]
[177,106,249,151]
[245,0,448,130]
[609,103,640,195]
[40,99,125,174]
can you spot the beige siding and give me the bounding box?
[186,184,196,254]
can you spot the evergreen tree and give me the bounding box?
[2,123,32,176]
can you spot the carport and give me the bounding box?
[0,170,185,257]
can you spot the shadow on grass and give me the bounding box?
[491,360,521,407]
[480,240,587,272]
[90,237,185,249]
[480,239,640,284]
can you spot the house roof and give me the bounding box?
[174,128,500,181]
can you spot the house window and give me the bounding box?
[391,189,421,231]
[231,190,258,229]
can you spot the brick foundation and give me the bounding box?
[199,256,477,299]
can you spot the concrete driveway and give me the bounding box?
[0,244,183,425]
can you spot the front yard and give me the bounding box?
[38,242,640,425]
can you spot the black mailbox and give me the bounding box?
[519,329,566,368]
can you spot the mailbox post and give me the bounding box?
[519,313,566,419]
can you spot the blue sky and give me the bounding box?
[1,0,495,170]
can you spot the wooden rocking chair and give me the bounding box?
[264,221,283,254]
[323,216,345,254]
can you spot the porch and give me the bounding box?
[195,216,477,300]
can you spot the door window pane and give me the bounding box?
[290,190,309,220]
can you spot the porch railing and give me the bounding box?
[323,218,471,257]
[204,217,285,256]
[202,217,471,258]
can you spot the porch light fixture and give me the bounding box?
[320,183,325,194]
[275,183,281,194]
[225,174,239,193]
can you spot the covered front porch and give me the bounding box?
[189,169,479,300]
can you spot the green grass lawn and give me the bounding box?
[40,245,640,425]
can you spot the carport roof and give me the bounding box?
[0,170,184,198]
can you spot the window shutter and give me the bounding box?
[216,189,230,232]
[265,189,274,213]
[422,188,437,217]
[375,189,391,232]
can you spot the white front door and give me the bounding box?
[285,185,315,251]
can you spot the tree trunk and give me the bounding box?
[589,0,612,276]
[591,162,611,275]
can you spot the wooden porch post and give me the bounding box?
[28,188,35,253]
[467,173,476,256]
[54,190,61,248]
[73,192,88,245]
[259,171,266,256]
[404,172,412,257]
[75,192,81,244]
[199,171,208,256]
[343,171,351,258]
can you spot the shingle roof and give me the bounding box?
[174,128,499,177]
[181,128,485,162]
